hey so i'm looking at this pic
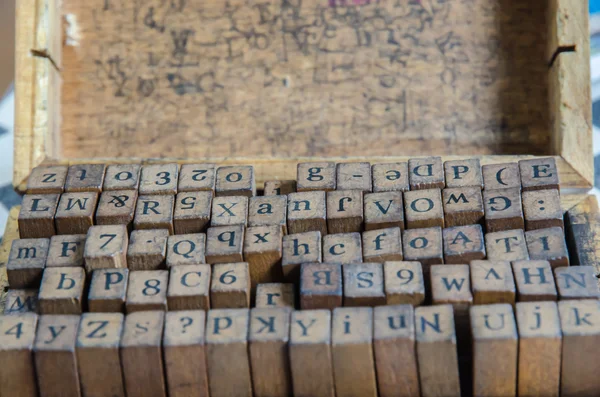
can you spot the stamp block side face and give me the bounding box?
[174,191,213,234]
[263,180,296,196]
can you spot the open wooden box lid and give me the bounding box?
[14,0,592,193]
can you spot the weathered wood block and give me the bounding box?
[4,290,38,314]
[46,234,86,267]
[126,270,169,313]
[525,227,569,268]
[205,225,245,264]
[336,162,372,192]
[442,224,486,264]
[483,187,524,232]
[372,162,409,193]
[281,231,322,282]
[255,283,295,308]
[88,268,129,312]
[211,196,248,227]
[166,234,206,266]
[404,188,444,229]
[167,265,211,311]
[444,158,483,189]
[0,313,38,397]
[287,191,327,235]
[408,157,444,190]
[482,163,521,191]
[95,189,137,229]
[127,229,168,270]
[215,166,256,197]
[103,164,141,191]
[296,162,336,192]
[343,263,385,307]
[519,157,559,191]
[19,194,59,238]
[7,238,49,288]
[442,187,484,227]
[134,195,175,234]
[470,260,516,305]
[55,192,98,235]
[564,196,600,268]
[512,260,557,301]
[327,190,364,233]
[211,263,251,309]
[522,189,563,230]
[263,180,296,196]
[248,196,288,234]
[402,227,443,277]
[244,225,283,292]
[174,191,212,234]
[364,191,404,231]
[26,165,68,194]
[65,164,106,193]
[383,261,425,306]
[300,263,342,310]
[84,225,128,272]
[430,265,473,325]
[323,232,362,264]
[178,163,216,192]
[485,229,529,261]
[38,267,85,314]
[554,266,600,300]
[139,163,179,195]
[362,227,403,262]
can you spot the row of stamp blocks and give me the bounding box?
[1,300,600,397]
[18,157,561,239]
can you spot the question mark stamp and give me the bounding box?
[180,317,193,333]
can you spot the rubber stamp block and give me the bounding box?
[482,163,521,191]
[296,162,336,192]
[343,263,385,307]
[364,191,404,231]
[470,260,516,305]
[522,189,563,230]
[564,195,600,268]
[512,260,557,301]
[76,313,125,397]
[442,187,484,227]
[248,196,287,234]
[139,163,179,195]
[120,311,167,397]
[211,196,248,227]
[414,305,461,397]
[336,162,372,192]
[408,157,444,190]
[167,234,206,266]
[374,305,419,397]
[431,265,473,323]
[211,263,250,308]
[289,310,335,397]
[84,225,128,272]
[126,270,169,313]
[404,188,444,229]
[525,227,569,268]
[300,263,342,310]
[287,191,327,235]
[174,191,212,234]
[555,266,600,300]
[26,165,68,194]
[558,300,600,397]
[444,158,483,189]
[483,187,524,232]
[332,307,377,397]
[327,190,364,233]
[38,267,85,314]
[372,162,409,193]
[19,194,59,238]
[178,163,216,192]
[263,180,296,196]
[442,224,485,264]
[134,195,175,234]
[55,192,98,235]
[167,265,211,311]
[323,232,362,264]
[0,313,38,397]
[249,307,292,397]
[65,164,106,193]
[95,189,137,229]
[88,268,129,312]
[402,227,443,276]
[127,229,168,270]
[46,234,85,267]
[4,290,37,314]
[362,227,403,262]
[205,225,245,264]
[384,261,425,306]
[206,309,252,397]
[7,238,49,288]
[516,301,561,397]
[281,231,322,282]
[519,157,559,191]
[255,283,295,308]
[34,315,81,397]
[470,304,518,397]
[244,225,283,292]
[103,164,141,191]
[163,310,209,397]
[215,166,256,197]
[485,229,529,261]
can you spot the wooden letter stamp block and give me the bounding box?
[134,195,175,234]
[281,231,322,282]
[163,311,209,397]
[95,189,137,229]
[336,162,372,192]
[384,261,425,306]
[442,224,486,264]
[167,234,206,266]
[38,267,85,314]
[126,270,169,313]
[255,283,295,308]
[211,196,248,227]
[216,166,256,197]
[248,196,288,234]
[289,310,335,397]
[139,163,179,195]
[88,269,129,312]
[76,313,125,397]
[300,263,343,310]
[287,191,327,235]
[127,229,168,270]
[332,307,377,397]
[167,265,211,311]
[55,192,99,235]
[364,191,404,231]
[374,305,419,397]
[174,191,213,234]
[65,164,106,193]
[34,315,81,397]
[516,301,561,397]
[431,265,473,325]
[558,300,600,396]
[27,165,68,194]
[442,187,484,227]
[206,309,252,397]
[178,163,216,192]
[205,225,245,264]
[263,180,296,196]
[0,313,38,397]
[243,225,283,292]
[402,227,443,276]
[470,260,516,305]
[482,163,521,190]
[404,188,444,229]
[327,190,364,233]
[470,304,518,397]
[519,157,559,191]
[485,229,529,261]
[103,164,141,191]
[372,162,409,192]
[483,187,524,232]
[525,227,569,268]
[120,311,167,397]
[84,225,128,272]
[362,227,403,262]
[46,234,85,267]
[522,189,563,230]
[19,194,59,238]
[4,290,38,314]
[414,305,461,397]
[408,157,444,190]
[555,266,600,300]
[323,232,362,264]
[211,263,251,308]
[296,162,336,191]
[343,263,385,307]
[249,307,292,397]
[7,238,49,288]
[444,158,483,189]
[512,260,557,301]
